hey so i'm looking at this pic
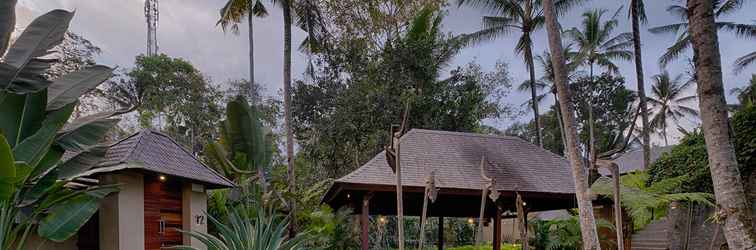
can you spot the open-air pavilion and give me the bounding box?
[323,129,580,250]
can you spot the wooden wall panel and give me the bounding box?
[144,176,162,250]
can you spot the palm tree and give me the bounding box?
[218,0,268,98]
[457,0,585,147]
[649,0,756,67]
[542,0,602,248]
[565,8,633,170]
[647,71,698,146]
[532,47,581,149]
[627,0,652,170]
[687,0,756,247]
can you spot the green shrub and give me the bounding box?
[447,243,521,250]
[648,105,756,193]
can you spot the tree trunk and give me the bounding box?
[630,0,651,170]
[589,63,597,171]
[525,43,543,147]
[687,0,756,248]
[542,1,602,249]
[554,91,567,154]
[282,0,296,237]
[611,163,625,250]
[248,5,255,93]
[248,4,266,192]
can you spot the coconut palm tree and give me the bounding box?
[280,0,296,236]
[457,0,585,147]
[647,71,698,146]
[542,0,602,248]
[217,0,268,98]
[686,0,756,247]
[565,8,633,170]
[649,0,756,67]
[626,0,652,170]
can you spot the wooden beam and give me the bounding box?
[438,216,444,250]
[493,207,502,250]
[361,193,372,250]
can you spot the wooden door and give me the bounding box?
[145,175,183,250]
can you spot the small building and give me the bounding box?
[323,129,579,250]
[28,130,234,250]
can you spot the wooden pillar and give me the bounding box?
[361,193,372,250]
[493,207,502,250]
[438,217,444,250]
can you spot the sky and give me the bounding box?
[15,0,756,145]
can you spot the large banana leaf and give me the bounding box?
[12,103,74,167]
[0,91,46,147]
[37,186,118,242]
[55,145,107,180]
[46,65,113,111]
[0,134,15,201]
[0,0,16,56]
[56,111,119,151]
[19,169,59,207]
[0,10,73,93]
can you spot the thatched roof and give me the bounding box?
[76,130,234,188]
[324,129,578,217]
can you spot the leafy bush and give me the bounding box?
[648,105,756,193]
[447,243,521,250]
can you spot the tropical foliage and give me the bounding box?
[172,204,308,250]
[0,9,119,249]
[648,104,756,194]
[529,215,615,250]
[647,70,698,146]
[591,171,713,229]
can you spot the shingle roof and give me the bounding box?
[334,129,576,194]
[81,130,234,188]
[598,146,674,176]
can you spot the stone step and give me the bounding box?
[632,241,668,248]
[631,247,667,250]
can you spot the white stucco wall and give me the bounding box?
[99,171,145,250]
[182,183,208,250]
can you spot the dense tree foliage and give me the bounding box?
[292,7,515,179]
[103,55,224,146]
[570,73,635,155]
[648,105,756,193]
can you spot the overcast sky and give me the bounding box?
[16,0,756,144]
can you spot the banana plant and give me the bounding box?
[0,9,119,249]
[204,95,273,185]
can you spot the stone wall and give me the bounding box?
[668,171,756,250]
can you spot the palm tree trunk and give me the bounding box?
[525,44,543,147]
[554,91,567,154]
[687,0,756,248]
[248,5,255,93]
[589,63,597,171]
[631,0,651,170]
[542,1,602,248]
[282,0,297,237]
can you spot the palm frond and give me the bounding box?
[734,51,756,74]
[659,35,691,67]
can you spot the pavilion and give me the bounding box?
[323,129,579,250]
